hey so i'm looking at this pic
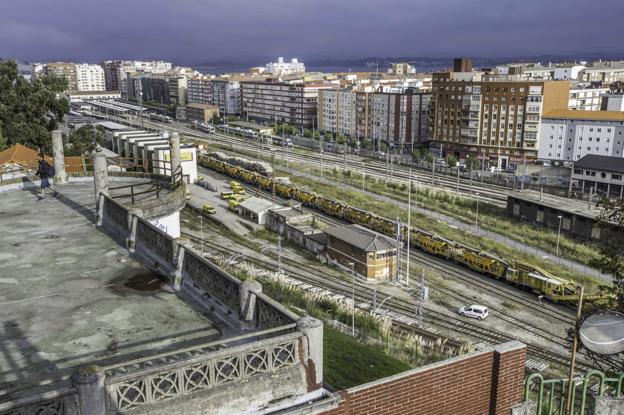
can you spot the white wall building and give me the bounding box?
[317,89,356,135]
[553,65,585,80]
[75,64,106,91]
[568,86,608,111]
[602,93,624,111]
[265,57,305,76]
[537,110,624,162]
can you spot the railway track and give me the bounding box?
[101,113,509,206]
[180,225,593,372]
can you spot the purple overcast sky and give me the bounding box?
[1,0,623,63]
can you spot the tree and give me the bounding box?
[313,130,320,139]
[65,125,105,156]
[0,59,69,152]
[465,155,480,171]
[411,148,421,161]
[593,198,624,311]
[323,132,332,142]
[446,155,458,167]
[336,133,345,145]
[303,129,313,138]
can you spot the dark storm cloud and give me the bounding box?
[1,0,623,63]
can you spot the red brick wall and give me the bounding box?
[321,342,526,415]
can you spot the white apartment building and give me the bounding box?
[241,80,332,128]
[265,57,305,76]
[75,64,106,91]
[211,79,241,115]
[537,110,624,162]
[568,86,608,111]
[317,89,356,135]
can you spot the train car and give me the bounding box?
[271,136,293,147]
[243,130,258,140]
[198,124,216,134]
[198,154,614,306]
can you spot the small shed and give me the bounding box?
[238,197,278,225]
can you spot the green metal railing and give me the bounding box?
[524,370,624,414]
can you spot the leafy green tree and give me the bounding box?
[411,148,421,161]
[336,133,345,144]
[65,125,105,156]
[303,129,313,138]
[446,155,458,167]
[465,155,480,171]
[0,59,69,152]
[323,132,332,142]
[425,153,434,163]
[313,130,320,139]
[593,198,624,311]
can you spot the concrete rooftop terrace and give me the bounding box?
[0,181,223,401]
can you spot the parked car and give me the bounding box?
[457,305,489,320]
[202,204,216,214]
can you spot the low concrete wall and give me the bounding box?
[0,386,80,415]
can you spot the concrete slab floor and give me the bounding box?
[0,183,222,398]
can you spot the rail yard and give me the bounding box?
[99,111,618,376]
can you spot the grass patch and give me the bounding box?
[502,300,520,311]
[324,325,411,390]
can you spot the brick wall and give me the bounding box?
[321,341,526,415]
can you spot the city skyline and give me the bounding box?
[1,0,624,63]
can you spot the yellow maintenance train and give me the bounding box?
[200,155,612,305]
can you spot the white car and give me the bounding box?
[458,305,489,320]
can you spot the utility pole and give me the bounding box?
[406,171,412,286]
[416,270,426,326]
[198,215,204,255]
[475,192,480,230]
[350,262,355,337]
[565,286,584,414]
[361,162,365,191]
[320,134,323,179]
[456,165,460,194]
[396,217,401,282]
[271,150,276,207]
[278,236,282,274]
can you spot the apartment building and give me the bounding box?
[265,57,305,76]
[579,62,624,83]
[103,60,173,97]
[317,89,357,135]
[568,86,608,111]
[44,62,78,91]
[429,71,570,168]
[318,88,431,151]
[75,63,106,92]
[601,92,624,111]
[537,110,624,162]
[187,76,213,105]
[388,63,416,76]
[211,79,242,115]
[241,80,333,128]
[168,76,187,106]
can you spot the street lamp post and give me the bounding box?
[556,215,563,258]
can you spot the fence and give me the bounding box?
[104,331,302,413]
[524,370,624,415]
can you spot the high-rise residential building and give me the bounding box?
[318,88,431,151]
[102,60,173,97]
[241,80,331,128]
[429,71,570,168]
[317,89,357,135]
[388,63,416,76]
[453,58,473,73]
[265,57,305,76]
[211,79,242,115]
[44,62,78,91]
[168,76,187,106]
[579,61,624,83]
[537,110,624,162]
[75,63,106,92]
[187,76,213,105]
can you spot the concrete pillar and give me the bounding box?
[171,239,189,291]
[239,280,262,324]
[72,365,106,415]
[296,316,323,389]
[51,130,67,184]
[93,149,109,208]
[169,132,181,181]
[126,208,141,253]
